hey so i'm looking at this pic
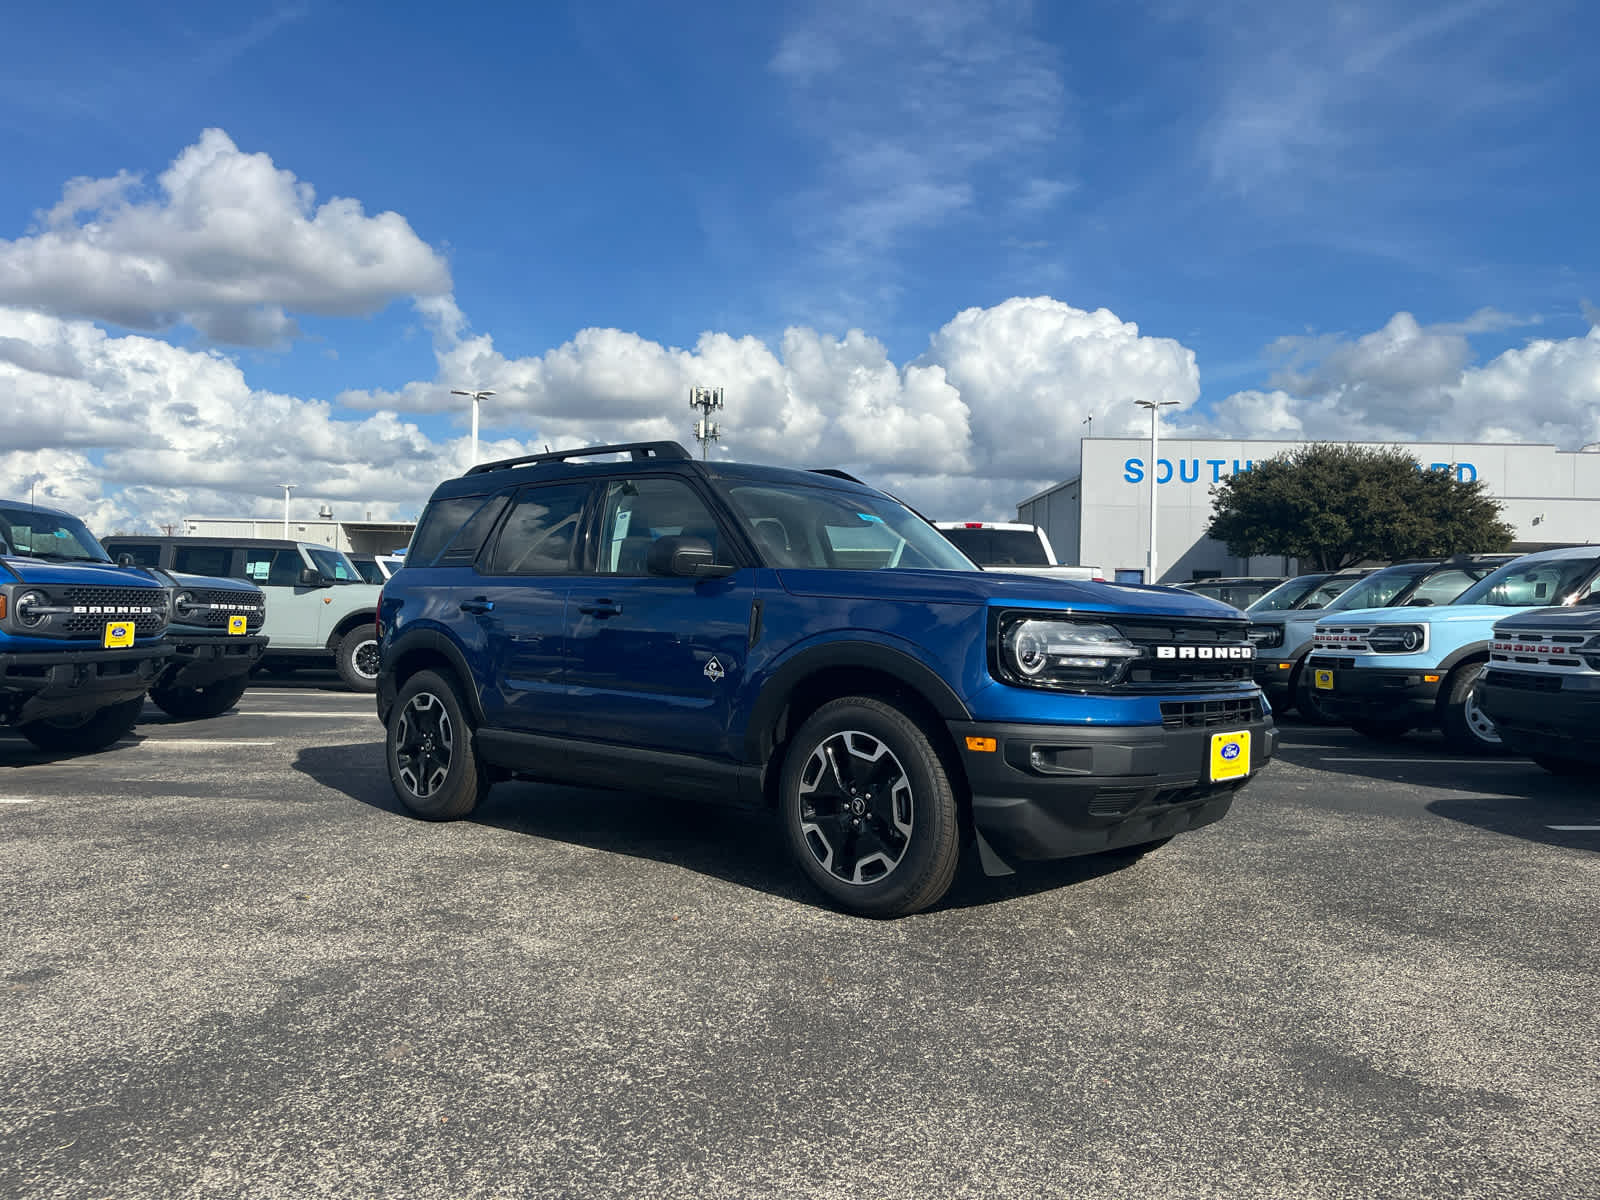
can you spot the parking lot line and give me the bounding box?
[136,739,276,748]
[0,797,40,804]
[1547,825,1600,831]
[1317,757,1528,766]
[233,710,377,718]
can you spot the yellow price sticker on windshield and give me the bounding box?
[227,615,248,635]
[103,621,134,648]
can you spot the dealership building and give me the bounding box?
[1016,438,1600,585]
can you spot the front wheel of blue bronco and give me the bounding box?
[780,696,961,918]
[386,670,488,820]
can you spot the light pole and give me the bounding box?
[1134,399,1179,584]
[451,389,496,465]
[278,483,297,539]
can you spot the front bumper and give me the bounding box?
[948,714,1277,864]
[1479,673,1600,764]
[0,644,174,725]
[1303,656,1442,723]
[158,633,269,689]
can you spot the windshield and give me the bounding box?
[1453,555,1600,608]
[0,505,112,563]
[937,527,1050,566]
[352,558,387,585]
[307,546,365,582]
[1321,564,1432,613]
[1295,573,1370,610]
[1246,574,1327,612]
[723,482,976,572]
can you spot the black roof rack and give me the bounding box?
[466,441,693,476]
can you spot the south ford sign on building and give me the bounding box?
[1016,438,1600,585]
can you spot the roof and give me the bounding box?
[1,497,75,521]
[102,534,348,553]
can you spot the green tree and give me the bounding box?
[1205,443,1515,571]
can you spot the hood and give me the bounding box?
[1492,604,1600,635]
[1319,604,1549,628]
[775,568,1242,619]
[163,569,264,597]
[0,554,167,589]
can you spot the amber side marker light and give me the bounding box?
[0,596,6,621]
[1424,674,1441,683]
[965,736,997,753]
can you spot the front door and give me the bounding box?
[239,546,327,651]
[468,482,592,734]
[563,475,755,759]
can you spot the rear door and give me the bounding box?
[563,474,755,759]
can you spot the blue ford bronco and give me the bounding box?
[0,499,173,752]
[376,442,1277,916]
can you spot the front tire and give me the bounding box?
[20,696,144,753]
[1293,665,1340,726]
[150,675,250,721]
[780,696,961,918]
[1439,662,1504,755]
[386,670,487,820]
[335,626,381,693]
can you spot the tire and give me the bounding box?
[20,696,144,753]
[386,670,487,820]
[780,696,961,918]
[149,674,250,721]
[1532,755,1588,777]
[1293,665,1341,726]
[1348,718,1413,743]
[335,625,381,693]
[1439,661,1506,755]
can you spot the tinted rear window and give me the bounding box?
[408,496,489,566]
[938,528,1049,566]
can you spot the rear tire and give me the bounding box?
[386,670,487,820]
[335,626,381,693]
[150,675,249,721]
[1439,662,1505,755]
[780,696,961,918]
[20,696,144,753]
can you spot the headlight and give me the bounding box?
[14,590,48,627]
[174,590,195,615]
[1368,623,1427,653]
[997,616,1141,688]
[1247,623,1284,648]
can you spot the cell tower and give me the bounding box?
[689,386,724,459]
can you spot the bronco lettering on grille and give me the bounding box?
[1153,645,1254,660]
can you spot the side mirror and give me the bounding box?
[299,567,330,587]
[646,535,736,579]
[116,553,135,567]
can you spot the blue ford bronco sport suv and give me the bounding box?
[1,499,173,752]
[377,443,1277,916]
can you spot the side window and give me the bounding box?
[172,545,233,577]
[408,496,487,566]
[244,548,305,588]
[597,477,725,575]
[487,485,589,576]
[437,494,511,567]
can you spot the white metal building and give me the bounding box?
[181,516,414,555]
[1017,438,1600,585]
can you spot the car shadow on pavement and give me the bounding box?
[0,729,150,767]
[292,741,1144,914]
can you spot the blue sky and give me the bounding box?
[2,0,1597,529]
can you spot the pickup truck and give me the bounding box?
[933,522,1104,581]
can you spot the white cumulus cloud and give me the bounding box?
[0,129,452,346]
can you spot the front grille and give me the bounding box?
[54,586,169,638]
[1308,655,1356,670]
[1107,616,1255,689]
[177,588,266,632]
[1089,787,1143,816]
[1485,668,1562,693]
[1160,696,1264,729]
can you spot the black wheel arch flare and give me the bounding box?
[381,628,485,725]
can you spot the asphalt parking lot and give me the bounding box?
[2,677,1595,1200]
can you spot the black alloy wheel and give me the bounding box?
[386,670,487,820]
[336,627,381,692]
[781,696,960,918]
